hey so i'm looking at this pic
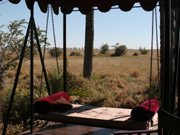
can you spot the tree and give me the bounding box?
[49,47,62,57]
[0,19,47,72]
[100,44,109,54]
[111,43,127,56]
[0,35,3,90]
[83,8,94,79]
[139,47,149,54]
[0,19,26,71]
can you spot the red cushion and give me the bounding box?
[34,92,71,114]
[131,99,160,121]
[38,92,70,103]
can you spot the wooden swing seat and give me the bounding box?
[37,104,158,130]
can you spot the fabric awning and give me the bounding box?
[3,0,163,14]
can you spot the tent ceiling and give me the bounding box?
[5,0,163,14]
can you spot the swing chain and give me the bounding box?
[51,6,60,76]
[40,5,50,95]
[40,5,61,94]
[155,7,160,81]
[149,8,154,101]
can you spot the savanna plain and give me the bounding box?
[6,49,160,106]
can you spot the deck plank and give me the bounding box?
[20,123,120,135]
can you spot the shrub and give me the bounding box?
[49,48,62,57]
[70,51,82,56]
[139,47,149,54]
[48,68,88,96]
[130,71,140,78]
[0,88,31,128]
[100,44,109,54]
[133,52,139,56]
[143,76,160,101]
[0,87,47,133]
[111,44,127,57]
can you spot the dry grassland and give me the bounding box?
[13,49,159,94]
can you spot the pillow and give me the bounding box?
[34,92,72,114]
[131,99,159,121]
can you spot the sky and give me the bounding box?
[0,0,160,49]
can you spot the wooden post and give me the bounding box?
[169,5,178,114]
[159,1,165,109]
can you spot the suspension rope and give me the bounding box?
[51,6,60,77]
[39,5,50,96]
[148,9,155,125]
[149,9,154,101]
[155,7,160,81]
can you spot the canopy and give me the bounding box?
[2,0,164,14]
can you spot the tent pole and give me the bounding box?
[2,17,32,135]
[177,0,180,117]
[173,1,180,117]
[63,13,67,93]
[159,0,172,134]
[30,5,34,134]
[164,0,171,111]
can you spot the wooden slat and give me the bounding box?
[159,109,180,135]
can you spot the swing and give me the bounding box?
[36,5,159,131]
[2,0,179,135]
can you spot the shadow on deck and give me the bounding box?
[20,122,119,135]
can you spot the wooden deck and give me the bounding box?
[20,122,158,135]
[20,123,119,135]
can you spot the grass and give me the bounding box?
[5,49,160,97]
[17,49,160,101]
